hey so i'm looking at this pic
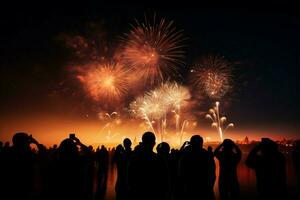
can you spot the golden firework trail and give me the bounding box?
[206,101,234,141]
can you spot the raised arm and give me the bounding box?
[73,137,91,155]
[233,143,242,161]
[214,142,223,158]
[180,141,189,152]
[29,135,44,153]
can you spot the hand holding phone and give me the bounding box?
[69,133,75,140]
[69,133,81,145]
[184,141,190,146]
[28,134,38,145]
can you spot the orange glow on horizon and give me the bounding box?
[0,114,298,148]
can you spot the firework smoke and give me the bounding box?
[59,21,114,63]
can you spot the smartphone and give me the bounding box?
[184,141,190,147]
[69,133,76,139]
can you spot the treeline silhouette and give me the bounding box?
[0,132,299,200]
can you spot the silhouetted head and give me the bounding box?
[123,138,132,150]
[260,138,278,154]
[58,138,78,158]
[142,132,156,151]
[116,144,124,153]
[4,142,10,148]
[207,146,213,153]
[156,142,170,156]
[223,139,235,151]
[190,135,203,149]
[12,132,31,150]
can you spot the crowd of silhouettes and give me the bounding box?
[0,133,109,200]
[0,131,300,200]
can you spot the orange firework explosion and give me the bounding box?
[191,55,233,99]
[122,15,185,84]
[77,62,129,102]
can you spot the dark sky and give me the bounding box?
[1,2,300,138]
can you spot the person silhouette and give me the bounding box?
[114,138,133,200]
[157,142,172,199]
[5,133,42,200]
[179,135,216,200]
[0,141,3,190]
[4,141,10,149]
[48,136,91,200]
[0,141,3,160]
[246,138,287,200]
[124,138,132,151]
[157,142,170,158]
[214,139,241,200]
[0,140,11,199]
[128,132,169,200]
[292,140,300,197]
[96,145,109,200]
[207,146,214,157]
[85,146,95,200]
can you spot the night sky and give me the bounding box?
[1,2,300,143]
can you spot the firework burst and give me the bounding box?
[206,101,234,141]
[131,90,168,141]
[161,82,191,109]
[141,90,167,120]
[129,96,157,134]
[157,82,191,134]
[130,87,170,140]
[130,82,192,141]
[191,55,233,99]
[77,62,129,103]
[122,14,185,84]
